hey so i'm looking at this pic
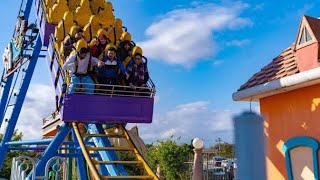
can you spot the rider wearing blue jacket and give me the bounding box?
[97,48,129,86]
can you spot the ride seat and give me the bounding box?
[83,15,101,42]
[121,32,132,42]
[54,11,75,59]
[116,32,132,47]
[44,0,55,13]
[89,0,106,15]
[89,28,110,48]
[114,19,124,42]
[67,39,88,76]
[45,0,54,7]
[96,29,108,39]
[132,46,143,56]
[48,0,69,24]
[108,19,123,45]
[69,39,88,57]
[54,11,74,44]
[97,2,115,28]
[68,0,79,12]
[74,0,92,27]
[59,25,81,58]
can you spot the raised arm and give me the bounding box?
[91,56,104,67]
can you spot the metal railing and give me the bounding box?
[68,82,156,98]
[11,156,38,180]
[10,156,68,180]
[44,156,69,180]
[185,160,237,180]
[203,167,235,180]
[42,111,60,127]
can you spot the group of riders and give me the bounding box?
[3,15,150,96]
[61,27,150,95]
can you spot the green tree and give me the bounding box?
[0,129,23,142]
[146,138,193,180]
[0,129,37,179]
[212,142,235,158]
[116,151,144,175]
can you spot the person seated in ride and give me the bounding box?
[62,47,103,94]
[117,40,132,63]
[63,28,84,57]
[117,41,133,86]
[128,53,146,90]
[96,47,129,91]
[126,46,143,76]
[90,34,109,58]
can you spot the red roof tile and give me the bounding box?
[305,16,320,42]
[238,45,300,91]
[238,16,320,92]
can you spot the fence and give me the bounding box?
[10,156,68,180]
[202,160,236,180]
[184,160,236,180]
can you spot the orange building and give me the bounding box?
[233,15,320,180]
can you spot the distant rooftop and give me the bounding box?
[237,15,320,92]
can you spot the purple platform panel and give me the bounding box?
[35,0,56,46]
[62,94,154,123]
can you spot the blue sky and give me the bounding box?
[0,0,319,147]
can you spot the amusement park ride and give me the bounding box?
[0,0,158,179]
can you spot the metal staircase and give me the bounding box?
[73,123,157,179]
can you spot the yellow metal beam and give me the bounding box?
[119,124,159,180]
[72,122,101,180]
[86,146,133,151]
[94,160,143,165]
[83,133,126,138]
[101,175,154,179]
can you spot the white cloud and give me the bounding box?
[138,2,252,67]
[297,3,314,15]
[160,128,177,139]
[225,39,251,47]
[252,3,265,11]
[128,101,236,146]
[1,84,55,140]
[154,95,160,104]
[213,60,223,66]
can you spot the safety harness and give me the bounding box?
[74,52,93,77]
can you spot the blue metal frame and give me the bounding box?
[87,123,128,176]
[57,154,82,158]
[0,35,42,169]
[0,75,14,127]
[29,123,71,177]
[71,129,88,180]
[0,0,36,128]
[24,0,34,19]
[283,136,319,180]
[6,138,53,145]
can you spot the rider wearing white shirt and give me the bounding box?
[63,47,102,94]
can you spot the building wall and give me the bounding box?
[295,43,319,72]
[260,83,320,180]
